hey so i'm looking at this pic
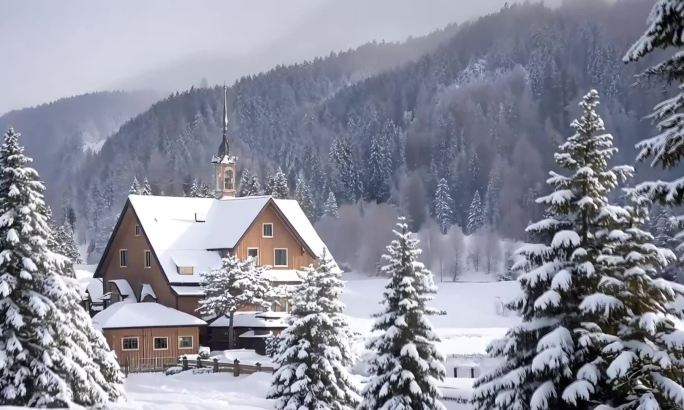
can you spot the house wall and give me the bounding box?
[233,202,316,273]
[100,205,176,308]
[104,326,200,368]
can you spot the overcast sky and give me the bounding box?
[0,0,556,115]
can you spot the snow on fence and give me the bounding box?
[176,355,275,376]
[119,356,178,375]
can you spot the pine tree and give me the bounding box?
[359,217,445,410]
[0,128,125,406]
[295,176,316,221]
[576,190,684,409]
[330,137,362,203]
[198,256,272,349]
[269,253,359,410]
[466,190,484,234]
[484,163,502,228]
[187,178,200,197]
[472,90,634,409]
[129,176,141,195]
[238,168,262,197]
[50,222,82,264]
[188,179,214,198]
[141,177,152,195]
[366,132,392,203]
[266,167,290,199]
[433,178,453,235]
[323,191,339,218]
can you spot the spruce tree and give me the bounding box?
[330,137,363,203]
[141,177,152,195]
[238,168,262,197]
[198,256,271,349]
[0,128,125,406]
[129,176,141,195]
[359,217,445,410]
[484,164,502,229]
[323,191,339,218]
[472,90,633,410]
[187,178,200,197]
[269,253,359,410]
[267,167,290,199]
[366,132,392,203]
[466,190,484,234]
[50,222,83,264]
[295,176,316,221]
[433,177,453,234]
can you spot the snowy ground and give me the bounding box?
[112,273,519,409]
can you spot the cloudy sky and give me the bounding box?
[0,0,556,114]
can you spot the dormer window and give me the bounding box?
[178,266,194,275]
[263,223,273,238]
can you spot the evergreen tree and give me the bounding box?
[129,176,141,195]
[359,217,445,410]
[0,128,125,406]
[466,190,484,234]
[295,176,316,221]
[269,253,359,410]
[484,164,502,228]
[188,179,214,198]
[576,190,684,409]
[472,90,633,409]
[323,191,339,218]
[238,168,262,197]
[366,132,392,203]
[198,256,271,349]
[50,222,83,264]
[330,137,362,203]
[267,167,290,199]
[141,177,152,195]
[187,179,200,197]
[433,178,453,234]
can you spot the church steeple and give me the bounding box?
[212,85,237,198]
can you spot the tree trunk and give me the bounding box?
[228,310,235,350]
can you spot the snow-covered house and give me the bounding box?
[93,87,330,353]
[208,311,289,353]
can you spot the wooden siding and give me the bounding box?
[104,326,200,368]
[100,205,175,308]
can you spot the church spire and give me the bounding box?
[217,85,230,158]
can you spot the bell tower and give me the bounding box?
[212,85,237,198]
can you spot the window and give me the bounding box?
[247,248,259,264]
[153,337,169,350]
[274,248,288,267]
[178,336,193,349]
[119,250,128,267]
[135,224,142,236]
[224,169,234,190]
[178,266,194,275]
[121,337,139,351]
[262,223,273,238]
[144,250,152,268]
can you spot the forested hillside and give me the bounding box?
[68,0,668,264]
[0,91,158,209]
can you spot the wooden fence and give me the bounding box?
[177,355,275,376]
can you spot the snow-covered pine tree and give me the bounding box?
[577,190,684,409]
[323,191,339,218]
[466,190,484,234]
[267,167,290,199]
[472,90,633,410]
[330,137,363,203]
[0,128,125,406]
[625,0,684,282]
[50,222,83,264]
[651,205,681,280]
[269,252,359,410]
[366,132,392,203]
[484,164,502,229]
[141,177,152,195]
[359,217,445,410]
[129,176,141,195]
[187,178,200,197]
[434,177,453,234]
[198,256,271,349]
[198,181,213,198]
[238,168,262,197]
[295,176,316,221]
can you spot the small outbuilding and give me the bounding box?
[208,311,288,353]
[93,301,206,371]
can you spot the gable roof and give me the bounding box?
[109,194,329,284]
[93,302,206,329]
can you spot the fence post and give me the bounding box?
[182,356,188,371]
[233,359,240,377]
[213,358,219,373]
[471,368,475,378]
[255,362,261,373]
[197,356,203,368]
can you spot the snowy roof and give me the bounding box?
[108,279,137,302]
[239,330,274,338]
[171,285,206,296]
[93,302,206,329]
[209,311,289,328]
[263,269,304,283]
[125,195,331,284]
[140,283,157,300]
[86,278,104,302]
[75,264,97,299]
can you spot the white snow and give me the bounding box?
[209,311,289,328]
[93,302,206,330]
[109,279,138,302]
